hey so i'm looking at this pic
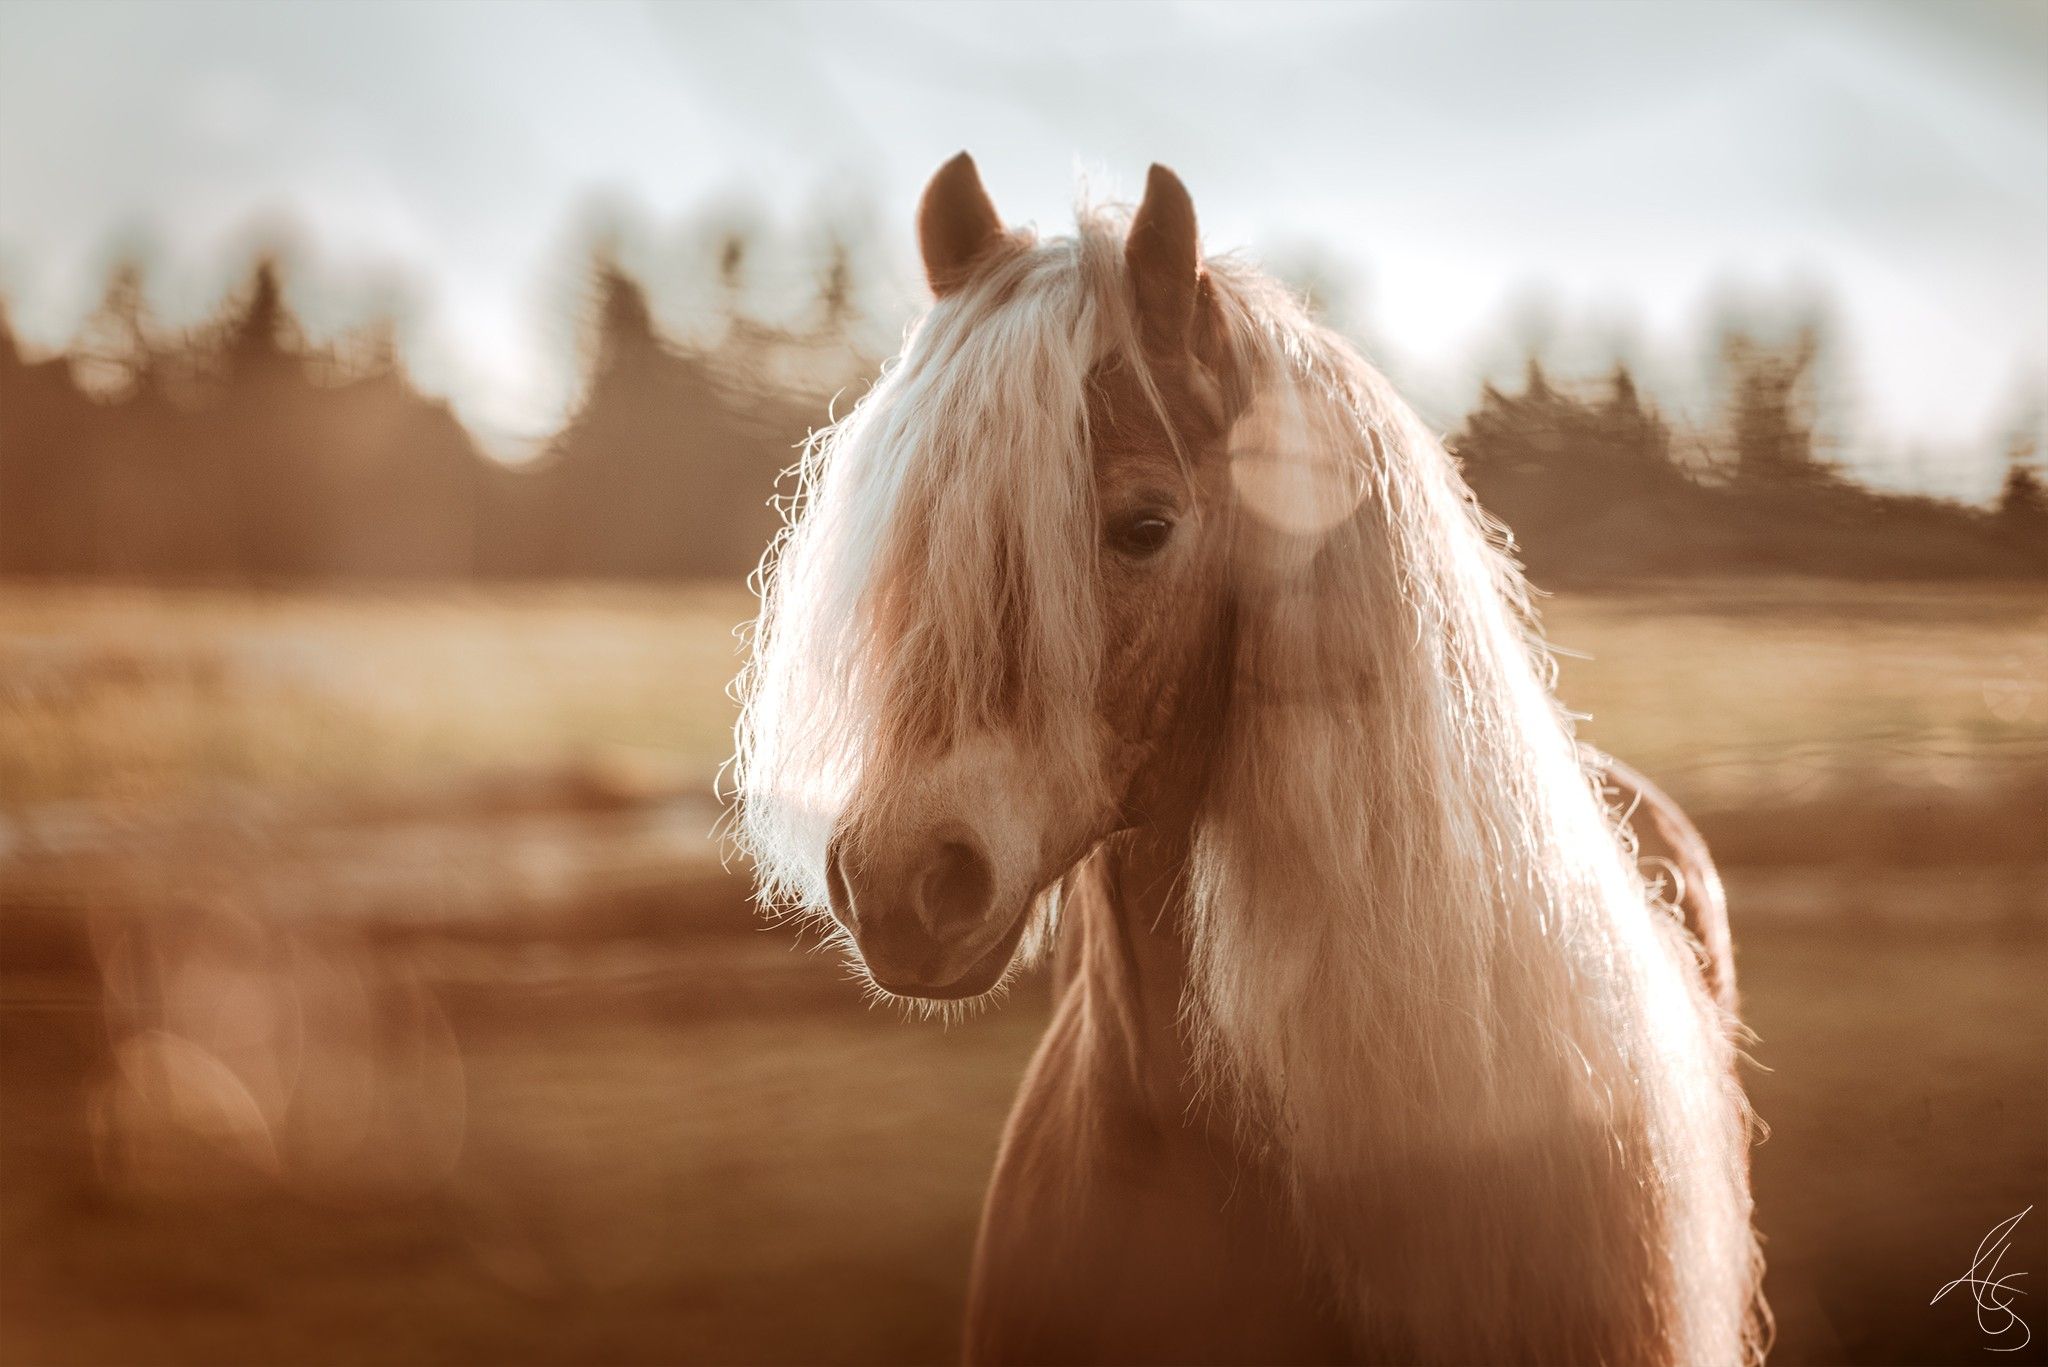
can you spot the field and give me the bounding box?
[2,580,2045,1365]
[3,580,2043,814]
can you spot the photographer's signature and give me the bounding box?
[1931,1206,2032,1352]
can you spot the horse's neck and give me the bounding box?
[1068,826,1207,1132]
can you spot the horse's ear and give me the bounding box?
[1126,163,1202,359]
[918,152,1009,298]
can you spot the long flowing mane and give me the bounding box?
[736,205,1763,1364]
[1189,265,1764,1363]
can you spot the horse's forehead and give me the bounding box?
[1085,358,1180,464]
[1084,356,1237,510]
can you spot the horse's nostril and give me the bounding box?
[918,838,995,929]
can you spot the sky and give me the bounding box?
[1,0,2043,498]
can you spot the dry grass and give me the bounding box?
[1542,579,2047,805]
[0,584,753,813]
[2,579,2042,817]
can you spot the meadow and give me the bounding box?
[2,579,2044,1365]
[1,580,2041,815]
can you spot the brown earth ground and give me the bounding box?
[2,581,2044,1366]
[4,902,2043,1366]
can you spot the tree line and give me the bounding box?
[0,251,837,583]
[1454,342,2047,581]
[2,251,2042,585]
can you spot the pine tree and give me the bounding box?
[70,259,157,400]
[1997,438,2048,538]
[819,235,854,335]
[1724,327,1826,488]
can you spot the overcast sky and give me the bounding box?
[2,0,2043,497]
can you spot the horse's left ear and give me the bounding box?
[1126,164,1203,360]
[1129,165,1241,427]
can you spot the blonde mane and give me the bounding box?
[736,206,1764,1364]
[1187,265,1764,1363]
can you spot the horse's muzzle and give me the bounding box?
[824,828,1024,999]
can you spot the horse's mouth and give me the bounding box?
[863,899,1035,1002]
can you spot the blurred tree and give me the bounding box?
[136,256,491,581]
[210,259,315,579]
[67,261,207,576]
[218,260,301,379]
[717,231,749,317]
[1454,357,1701,577]
[3,224,2041,588]
[498,252,794,580]
[1996,436,2047,538]
[1722,325,1831,488]
[1,302,100,574]
[70,259,158,401]
[819,234,855,335]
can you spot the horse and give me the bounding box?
[733,152,1765,1366]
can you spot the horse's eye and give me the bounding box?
[1106,511,1176,559]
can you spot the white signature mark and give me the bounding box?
[1931,1206,2033,1352]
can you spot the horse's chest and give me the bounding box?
[966,1013,1349,1364]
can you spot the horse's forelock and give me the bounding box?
[735,214,1141,908]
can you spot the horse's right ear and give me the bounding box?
[917,152,1009,298]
